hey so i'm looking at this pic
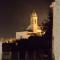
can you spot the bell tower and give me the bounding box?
[30,10,38,33]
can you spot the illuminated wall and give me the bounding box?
[0,42,2,60]
[53,0,60,60]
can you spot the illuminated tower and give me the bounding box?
[27,10,45,36]
[16,9,46,39]
[30,10,38,33]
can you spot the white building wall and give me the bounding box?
[0,42,2,60]
[53,0,60,60]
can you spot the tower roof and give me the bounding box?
[31,9,37,17]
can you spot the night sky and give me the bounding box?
[0,0,52,37]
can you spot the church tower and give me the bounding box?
[30,10,38,33]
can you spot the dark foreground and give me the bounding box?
[2,36,53,60]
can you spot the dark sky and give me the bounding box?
[0,0,52,37]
